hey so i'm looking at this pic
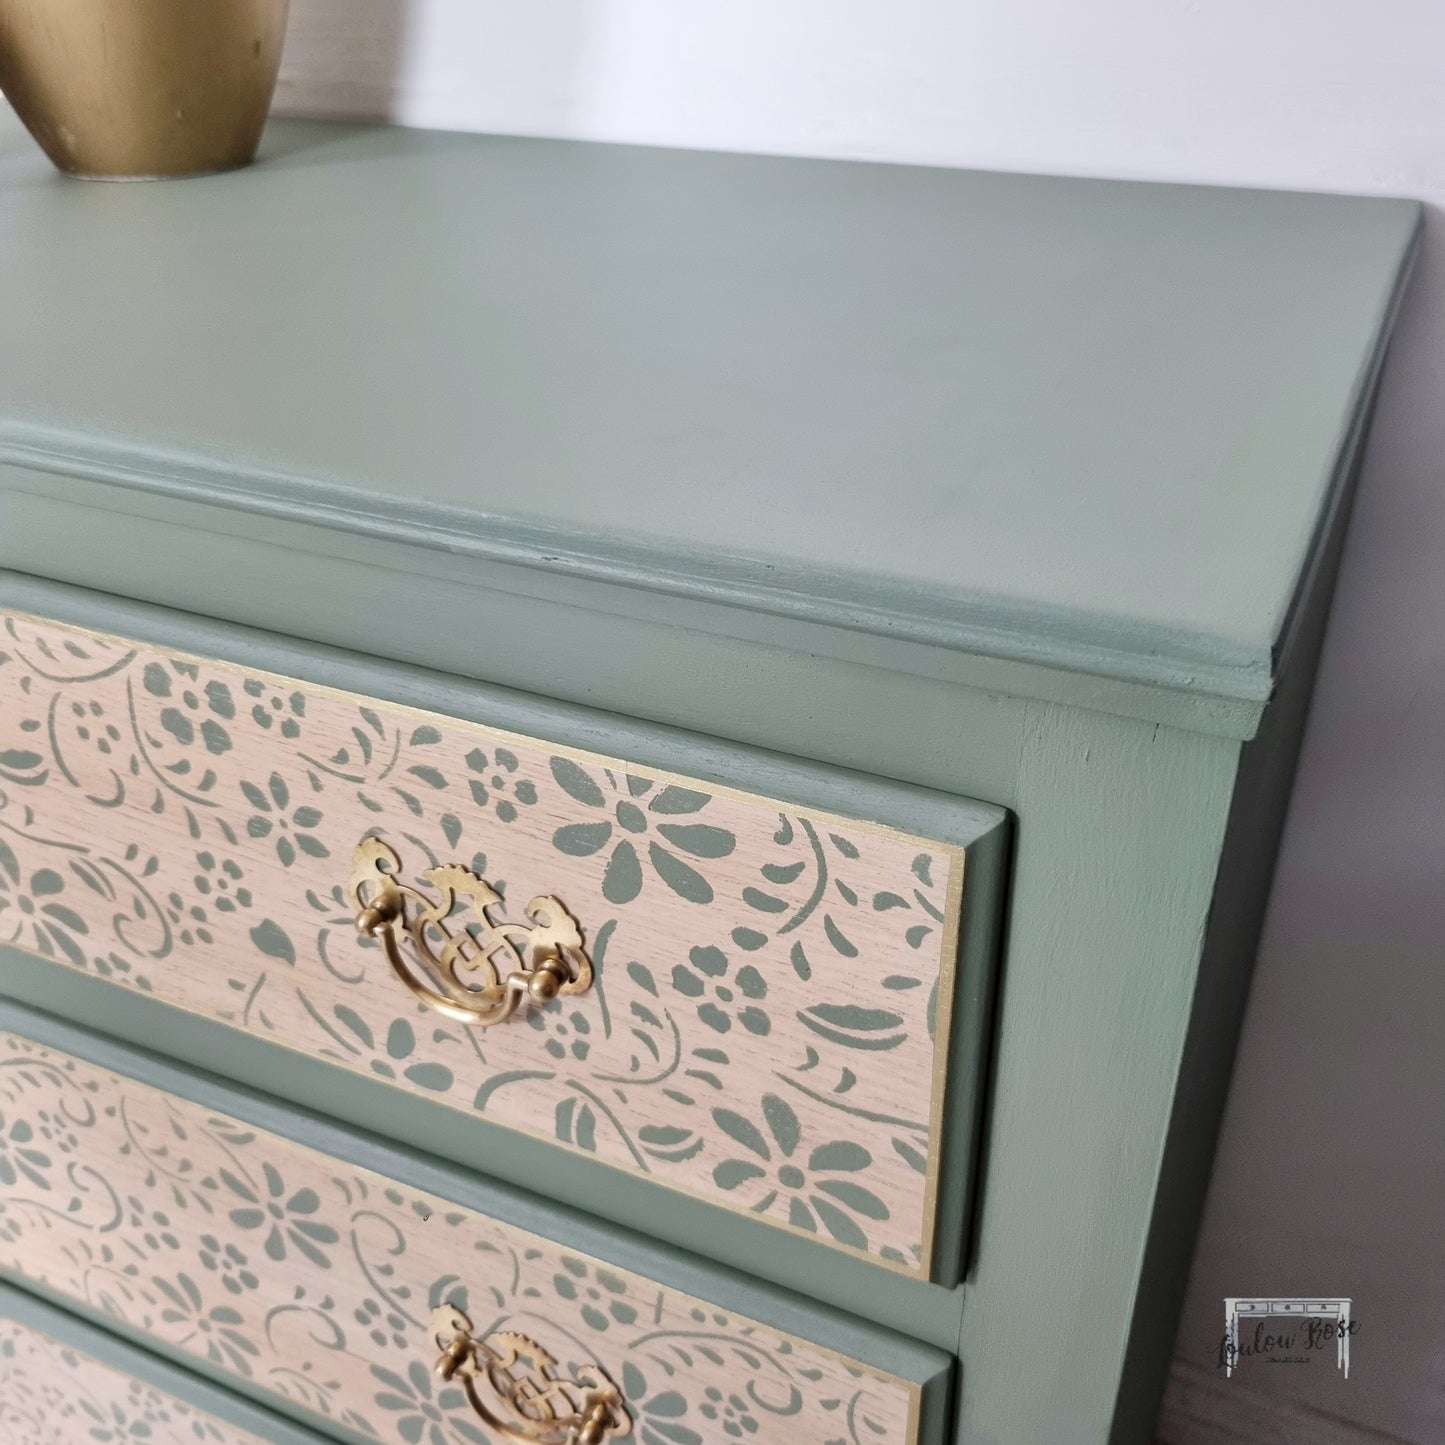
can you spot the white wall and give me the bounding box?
[277,7,1445,1439]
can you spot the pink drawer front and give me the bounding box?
[0,1314,273,1445]
[0,1029,953,1445]
[0,611,1006,1282]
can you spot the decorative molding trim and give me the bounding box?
[0,421,1279,710]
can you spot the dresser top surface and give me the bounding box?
[0,114,1418,712]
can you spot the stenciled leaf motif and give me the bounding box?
[822,915,858,958]
[603,841,644,904]
[655,823,734,859]
[638,1124,704,1164]
[762,1094,801,1156]
[160,709,194,745]
[763,859,806,885]
[627,961,658,996]
[796,1004,907,1051]
[742,888,788,914]
[648,843,713,905]
[553,821,612,857]
[712,1107,770,1160]
[0,1031,921,1435]
[404,1062,454,1092]
[333,1004,373,1048]
[205,681,236,719]
[0,615,959,1273]
[0,751,45,786]
[812,1196,867,1250]
[549,756,606,808]
[249,918,296,965]
[201,720,232,756]
[893,1136,929,1174]
[648,785,710,815]
[713,1158,766,1189]
[387,1019,415,1058]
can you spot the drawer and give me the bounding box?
[0,608,1006,1285]
[0,1019,954,1445]
[1,1285,338,1445]
[1,1315,270,1445]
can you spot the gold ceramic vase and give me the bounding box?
[0,0,289,179]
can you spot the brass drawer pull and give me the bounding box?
[431,1307,632,1445]
[349,837,594,1026]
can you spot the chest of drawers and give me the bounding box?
[0,115,1419,1444]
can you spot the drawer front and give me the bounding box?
[1,1315,270,1445]
[0,1030,949,1445]
[0,611,1004,1281]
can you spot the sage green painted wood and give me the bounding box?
[955,703,1240,1445]
[0,1284,338,1445]
[1105,363,1390,1444]
[0,574,1005,855]
[0,111,1417,1445]
[0,999,956,1445]
[0,483,1382,1445]
[0,365,1401,1445]
[0,571,1248,1445]
[0,476,1264,738]
[0,114,1421,732]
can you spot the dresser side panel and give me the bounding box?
[955,705,1240,1445]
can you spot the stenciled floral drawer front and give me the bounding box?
[0,1316,272,1445]
[0,613,1002,1278]
[0,1034,947,1445]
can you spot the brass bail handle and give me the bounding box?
[348,837,595,1027]
[430,1307,632,1445]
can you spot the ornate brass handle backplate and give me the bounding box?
[431,1307,632,1445]
[348,837,594,1027]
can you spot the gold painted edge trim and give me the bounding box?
[1,1027,935,1445]
[3,608,977,1282]
[919,835,970,1273]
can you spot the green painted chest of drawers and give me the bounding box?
[0,114,1419,1445]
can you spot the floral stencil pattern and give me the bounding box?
[0,1316,269,1445]
[0,1035,931,1445]
[0,614,976,1271]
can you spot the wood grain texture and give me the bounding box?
[0,1031,929,1445]
[0,612,993,1277]
[1153,1358,1410,1445]
[0,1316,271,1445]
